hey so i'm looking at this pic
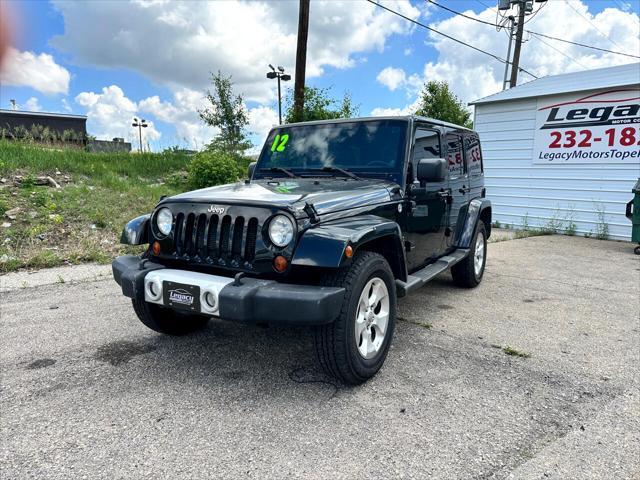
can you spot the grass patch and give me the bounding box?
[0,141,191,273]
[397,316,433,329]
[501,345,531,358]
[513,229,553,240]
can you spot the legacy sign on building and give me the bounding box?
[533,89,640,164]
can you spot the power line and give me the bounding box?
[366,0,539,79]
[427,0,640,60]
[426,0,496,27]
[562,0,624,50]
[529,32,589,70]
[529,31,639,59]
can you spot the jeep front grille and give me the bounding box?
[172,212,259,266]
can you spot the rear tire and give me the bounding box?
[314,251,397,385]
[451,220,487,288]
[132,299,209,335]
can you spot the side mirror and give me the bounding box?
[247,161,257,179]
[416,158,447,183]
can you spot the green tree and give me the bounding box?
[199,71,252,156]
[284,86,358,123]
[414,81,472,128]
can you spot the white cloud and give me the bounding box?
[23,97,42,112]
[61,98,73,113]
[370,97,421,117]
[0,47,70,95]
[139,88,215,150]
[372,1,640,113]
[376,67,407,91]
[75,85,161,144]
[247,105,279,154]
[51,0,420,103]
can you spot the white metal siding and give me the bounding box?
[475,91,640,241]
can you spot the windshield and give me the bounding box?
[255,119,408,182]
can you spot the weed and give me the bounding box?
[502,346,531,358]
[594,202,609,240]
[57,275,65,284]
[33,191,49,207]
[563,205,577,236]
[514,229,551,240]
[20,175,36,189]
[492,220,501,229]
[397,317,432,329]
[542,207,563,234]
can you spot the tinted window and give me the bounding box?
[465,134,483,175]
[255,120,408,180]
[445,132,464,177]
[412,129,441,161]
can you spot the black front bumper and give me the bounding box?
[112,255,344,325]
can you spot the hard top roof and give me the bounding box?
[280,115,474,132]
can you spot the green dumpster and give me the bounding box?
[626,178,640,254]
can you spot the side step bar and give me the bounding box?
[395,248,469,297]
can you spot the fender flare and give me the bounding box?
[453,198,492,249]
[120,214,150,245]
[292,215,407,281]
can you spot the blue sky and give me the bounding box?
[1,0,638,152]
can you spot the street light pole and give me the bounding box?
[131,117,148,153]
[267,65,291,125]
[277,74,282,124]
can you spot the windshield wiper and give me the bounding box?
[320,166,361,181]
[260,167,297,178]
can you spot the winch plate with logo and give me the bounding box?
[163,281,200,312]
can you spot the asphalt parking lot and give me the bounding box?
[1,234,639,479]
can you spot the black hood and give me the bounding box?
[162,178,398,216]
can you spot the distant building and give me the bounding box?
[86,137,132,153]
[0,109,88,145]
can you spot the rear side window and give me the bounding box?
[445,132,464,177]
[465,134,483,175]
[408,128,441,183]
[412,128,441,161]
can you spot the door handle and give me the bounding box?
[458,185,471,194]
[438,189,453,204]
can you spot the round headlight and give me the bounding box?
[268,215,294,247]
[156,208,173,236]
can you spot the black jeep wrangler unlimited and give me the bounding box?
[113,116,491,384]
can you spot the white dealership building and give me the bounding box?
[471,63,640,240]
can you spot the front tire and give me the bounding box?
[451,220,487,288]
[314,252,397,385]
[132,299,209,335]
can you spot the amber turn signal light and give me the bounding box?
[152,241,161,256]
[345,245,353,258]
[273,255,288,272]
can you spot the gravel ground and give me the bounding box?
[1,235,638,479]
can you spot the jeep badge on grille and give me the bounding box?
[207,205,226,215]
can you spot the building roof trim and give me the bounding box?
[0,109,88,120]
[470,62,640,106]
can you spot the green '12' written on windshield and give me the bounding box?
[270,134,289,153]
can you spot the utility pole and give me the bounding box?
[508,0,527,88]
[502,16,515,90]
[293,0,310,123]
